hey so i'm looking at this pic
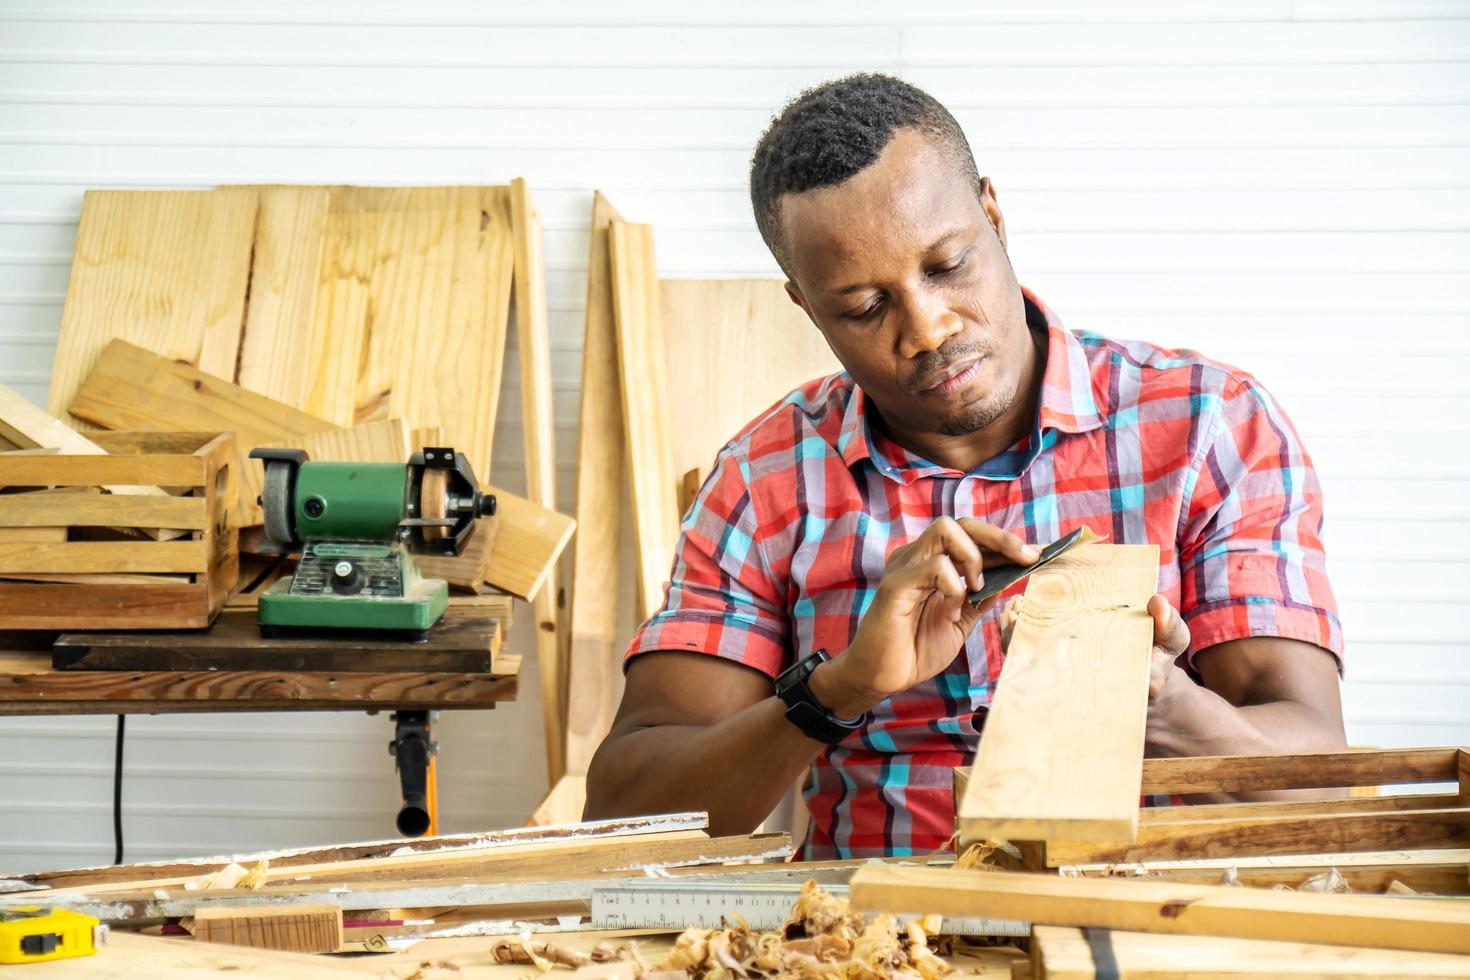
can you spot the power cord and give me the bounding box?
[112,715,125,865]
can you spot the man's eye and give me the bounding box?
[931,254,968,277]
[845,299,883,321]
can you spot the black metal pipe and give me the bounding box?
[390,711,432,837]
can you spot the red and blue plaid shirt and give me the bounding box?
[627,289,1342,859]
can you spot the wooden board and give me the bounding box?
[47,930,366,977]
[416,515,500,593]
[52,607,500,673]
[510,178,567,786]
[300,185,516,486]
[0,650,519,715]
[1030,925,1470,978]
[849,864,1470,956]
[234,187,331,406]
[565,192,627,783]
[193,902,343,954]
[47,188,259,424]
[608,223,680,620]
[1139,747,1465,796]
[660,278,839,512]
[483,485,576,601]
[959,542,1160,844]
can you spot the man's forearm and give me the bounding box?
[584,696,826,837]
[1145,679,1348,803]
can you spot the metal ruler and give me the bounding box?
[589,881,1028,937]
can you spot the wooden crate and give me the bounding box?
[0,432,237,629]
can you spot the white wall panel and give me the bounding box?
[0,0,1465,873]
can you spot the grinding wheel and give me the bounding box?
[261,460,296,548]
[419,467,451,542]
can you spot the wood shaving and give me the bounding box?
[238,858,270,890]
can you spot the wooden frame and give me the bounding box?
[0,432,237,629]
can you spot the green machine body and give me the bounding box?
[249,447,496,640]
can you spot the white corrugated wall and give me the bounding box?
[0,0,1466,872]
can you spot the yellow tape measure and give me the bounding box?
[0,907,107,964]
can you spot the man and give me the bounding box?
[585,74,1346,858]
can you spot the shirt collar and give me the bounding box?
[836,287,1106,481]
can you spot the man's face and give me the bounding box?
[779,128,1031,441]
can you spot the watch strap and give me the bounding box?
[774,649,868,745]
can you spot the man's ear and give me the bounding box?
[979,176,1007,251]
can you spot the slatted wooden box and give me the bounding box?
[0,432,237,629]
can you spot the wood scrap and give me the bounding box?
[416,516,500,593]
[849,864,1470,956]
[483,485,575,601]
[47,188,259,424]
[193,902,344,953]
[608,222,680,621]
[1139,746,1465,796]
[959,542,1159,846]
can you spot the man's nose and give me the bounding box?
[895,290,962,359]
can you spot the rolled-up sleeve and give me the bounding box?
[1177,374,1344,669]
[625,449,790,678]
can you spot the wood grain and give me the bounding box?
[0,541,207,574]
[193,903,343,954]
[48,189,259,423]
[959,542,1159,844]
[0,491,206,531]
[52,607,500,673]
[510,177,567,786]
[608,222,680,620]
[565,192,627,782]
[849,863,1470,955]
[483,485,576,601]
[1139,747,1464,796]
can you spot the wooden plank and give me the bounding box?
[850,864,1470,956]
[416,515,499,593]
[193,902,343,954]
[608,223,680,620]
[510,177,567,787]
[1030,925,1470,979]
[0,492,206,531]
[0,583,211,630]
[483,485,576,602]
[1136,791,1466,824]
[0,651,519,715]
[0,526,65,543]
[563,193,626,787]
[0,541,206,574]
[60,930,365,976]
[235,187,331,406]
[1140,747,1464,796]
[0,453,206,487]
[1043,807,1470,867]
[1081,860,1470,896]
[47,189,258,423]
[51,607,499,673]
[302,186,515,485]
[235,417,413,526]
[959,543,1160,844]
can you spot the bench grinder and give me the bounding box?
[249,446,495,640]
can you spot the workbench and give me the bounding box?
[0,595,519,716]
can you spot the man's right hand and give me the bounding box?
[809,517,1039,718]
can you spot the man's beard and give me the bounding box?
[936,373,1019,437]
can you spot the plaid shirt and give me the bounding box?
[627,288,1342,859]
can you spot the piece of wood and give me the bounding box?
[1137,791,1466,824]
[51,607,500,673]
[510,177,568,787]
[61,930,366,976]
[0,526,65,543]
[608,223,680,620]
[0,452,206,488]
[1031,925,1470,978]
[1079,859,1470,895]
[235,187,331,406]
[193,902,343,954]
[850,864,1470,956]
[564,192,627,784]
[416,515,499,593]
[0,490,205,531]
[235,417,413,526]
[47,188,259,424]
[534,774,589,827]
[0,650,518,716]
[1139,747,1464,796]
[1041,806,1470,867]
[0,541,207,574]
[959,542,1159,845]
[483,485,576,601]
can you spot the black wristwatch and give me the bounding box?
[774,649,868,745]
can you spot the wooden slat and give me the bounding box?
[483,485,576,602]
[1139,747,1464,796]
[1044,807,1470,867]
[415,515,499,592]
[959,542,1159,844]
[0,583,212,630]
[47,189,258,423]
[1079,860,1470,896]
[608,222,680,620]
[0,651,519,715]
[1030,926,1470,979]
[849,864,1470,955]
[194,903,343,954]
[52,607,499,673]
[0,541,207,574]
[65,931,364,976]
[0,527,65,543]
[0,453,206,488]
[564,192,626,784]
[0,492,206,531]
[510,177,567,787]
[1138,791,1466,824]
[235,187,331,406]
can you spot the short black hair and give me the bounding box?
[749,73,982,274]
